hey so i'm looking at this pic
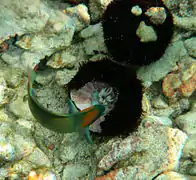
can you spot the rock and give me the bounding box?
[162,61,196,99]
[8,93,32,120]
[1,53,21,67]
[62,163,89,179]
[35,82,68,114]
[27,168,57,180]
[20,51,45,69]
[174,16,196,33]
[183,134,196,162]
[169,98,190,118]
[35,70,55,86]
[3,67,25,88]
[131,5,142,16]
[151,96,169,109]
[25,147,51,167]
[184,37,196,58]
[0,137,15,162]
[137,41,187,87]
[96,125,188,179]
[89,0,112,22]
[0,119,36,164]
[64,4,90,32]
[58,135,92,163]
[0,110,9,122]
[187,164,196,176]
[0,77,15,107]
[15,119,34,131]
[162,73,181,98]
[79,23,103,39]
[55,68,78,87]
[145,7,167,25]
[58,142,78,162]
[0,0,63,43]
[47,51,77,69]
[15,34,33,50]
[82,35,106,56]
[175,104,196,135]
[155,171,196,180]
[141,116,172,127]
[80,23,107,56]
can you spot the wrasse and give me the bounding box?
[27,66,105,144]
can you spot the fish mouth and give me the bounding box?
[70,81,118,133]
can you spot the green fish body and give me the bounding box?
[28,67,105,143]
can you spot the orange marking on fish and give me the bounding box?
[81,107,99,127]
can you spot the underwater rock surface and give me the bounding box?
[0,0,196,179]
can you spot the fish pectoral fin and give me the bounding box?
[80,126,93,144]
[68,98,79,113]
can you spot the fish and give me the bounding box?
[27,66,105,144]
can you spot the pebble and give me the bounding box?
[145,7,167,25]
[136,21,157,42]
[131,5,142,16]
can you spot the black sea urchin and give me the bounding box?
[102,0,174,66]
[67,60,143,136]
